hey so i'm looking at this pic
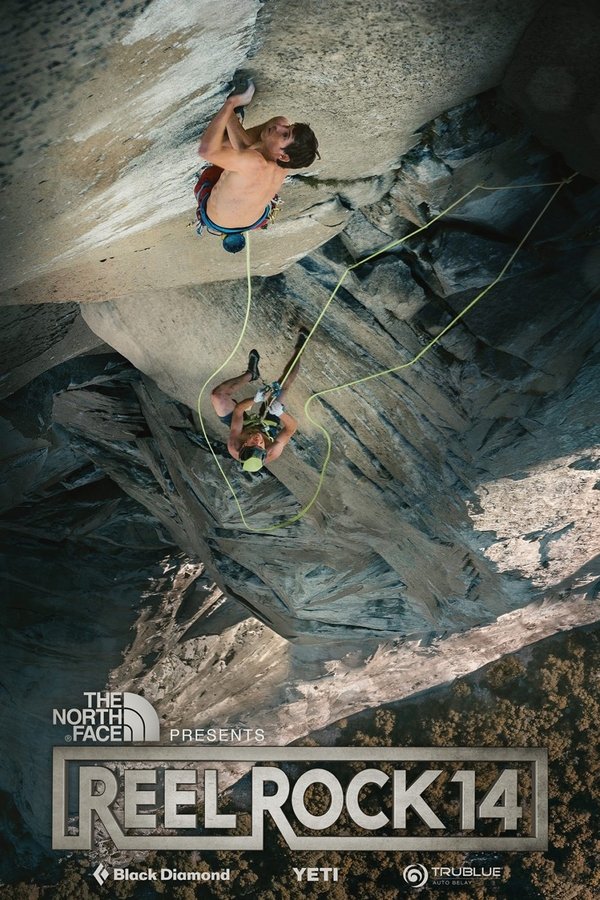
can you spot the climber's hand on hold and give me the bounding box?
[228,79,255,109]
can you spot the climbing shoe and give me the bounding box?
[247,349,261,382]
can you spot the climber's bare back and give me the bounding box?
[206,155,287,229]
[198,78,298,229]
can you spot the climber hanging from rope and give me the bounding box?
[195,75,319,253]
[210,327,309,471]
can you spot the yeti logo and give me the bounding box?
[53,692,160,743]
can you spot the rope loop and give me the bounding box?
[197,175,576,533]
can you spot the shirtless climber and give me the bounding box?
[195,77,319,252]
[211,328,309,472]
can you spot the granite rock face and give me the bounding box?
[75,99,600,642]
[502,0,600,182]
[0,0,543,302]
[0,357,178,876]
[0,303,106,401]
[2,89,598,644]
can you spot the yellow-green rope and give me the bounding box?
[197,174,576,533]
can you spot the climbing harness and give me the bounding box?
[194,167,282,254]
[243,409,283,442]
[197,173,578,532]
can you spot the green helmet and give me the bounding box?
[240,447,266,472]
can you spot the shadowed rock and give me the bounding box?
[502,0,600,181]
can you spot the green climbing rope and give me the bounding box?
[197,174,577,533]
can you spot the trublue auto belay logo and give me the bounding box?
[52,692,160,742]
[52,747,548,851]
